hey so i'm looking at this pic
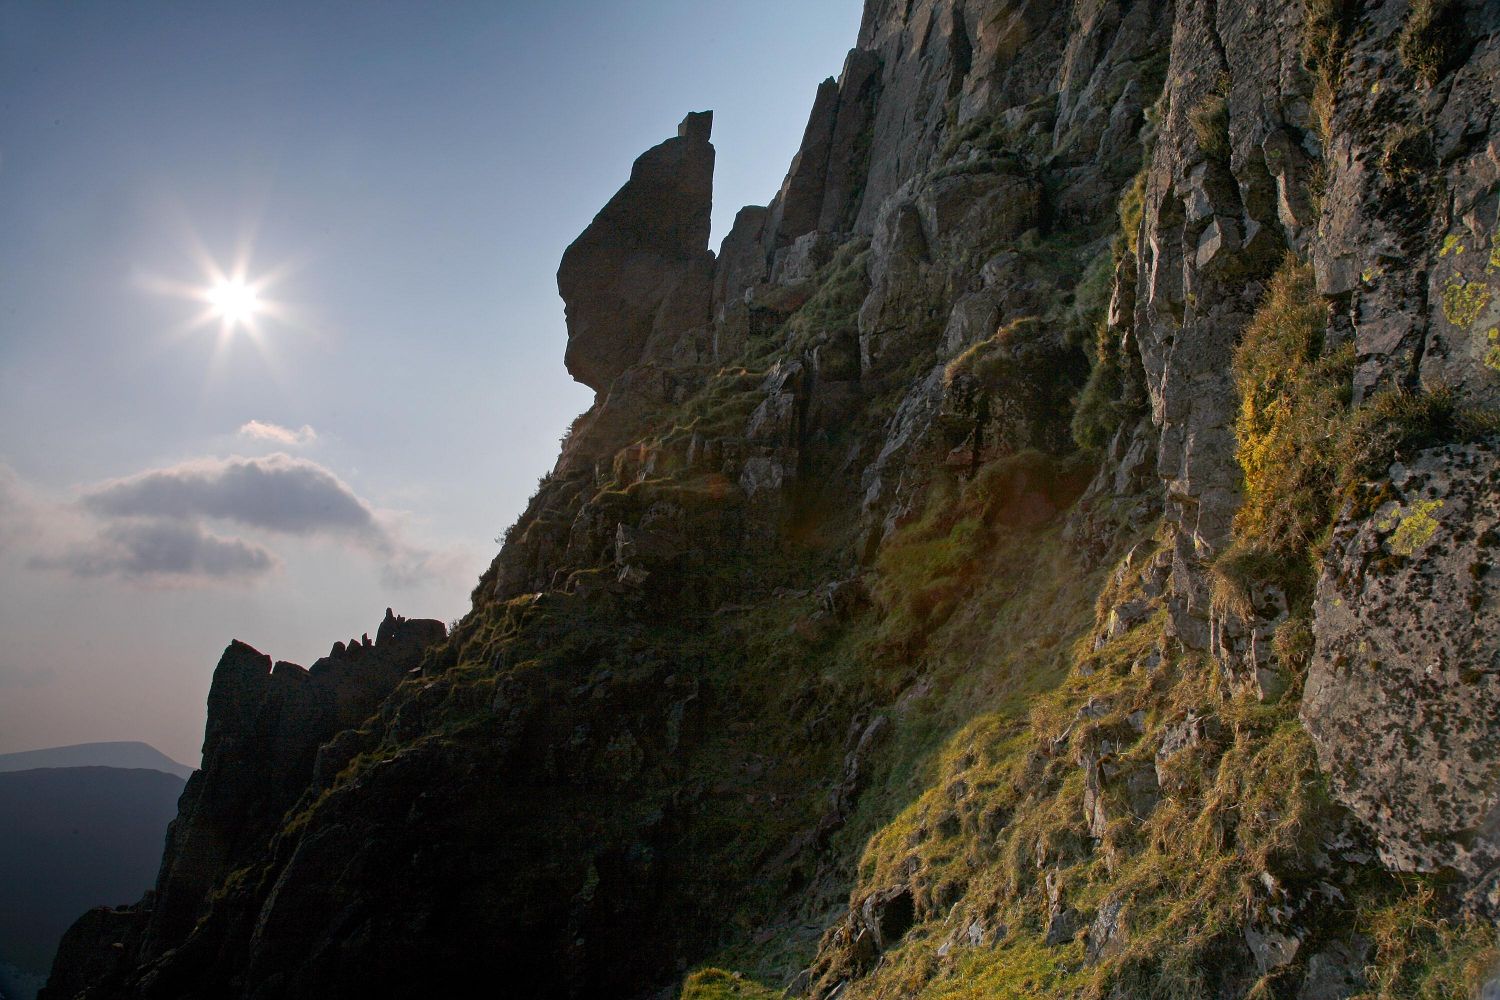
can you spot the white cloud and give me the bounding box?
[0,463,36,557]
[238,420,317,447]
[82,453,380,539]
[34,518,279,583]
[3,455,456,589]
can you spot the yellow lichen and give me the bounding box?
[1487,329,1500,373]
[1440,235,1466,258]
[1385,498,1444,556]
[1441,278,1492,327]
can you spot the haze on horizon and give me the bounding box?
[0,1,862,766]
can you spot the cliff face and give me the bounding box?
[47,1,1500,998]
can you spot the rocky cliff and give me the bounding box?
[46,1,1500,998]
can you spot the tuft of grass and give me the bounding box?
[1228,256,1350,584]
[785,238,872,351]
[1303,0,1355,143]
[1222,254,1498,601]
[924,935,1089,999]
[1072,323,1132,450]
[1337,386,1500,486]
[1073,167,1150,450]
[1119,167,1148,259]
[1188,92,1230,162]
[943,317,1043,388]
[1380,122,1432,184]
[680,968,783,1000]
[1359,883,1499,998]
[1398,0,1465,86]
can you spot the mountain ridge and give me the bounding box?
[0,766,185,987]
[0,743,193,781]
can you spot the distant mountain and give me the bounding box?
[0,960,47,1000]
[0,766,184,982]
[0,743,192,780]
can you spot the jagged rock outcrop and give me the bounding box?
[148,610,444,948]
[40,610,444,1000]
[558,111,716,392]
[764,48,882,257]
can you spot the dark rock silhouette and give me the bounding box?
[40,610,443,1000]
[558,111,715,392]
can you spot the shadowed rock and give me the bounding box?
[557,111,715,392]
[41,610,445,998]
[763,48,882,255]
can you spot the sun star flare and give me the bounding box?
[205,278,262,328]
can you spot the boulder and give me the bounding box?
[859,884,915,950]
[1303,441,1500,895]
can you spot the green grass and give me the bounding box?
[1303,0,1354,142]
[1381,122,1432,184]
[783,238,872,355]
[1217,253,1497,613]
[1223,256,1351,598]
[1359,883,1498,998]
[680,968,784,999]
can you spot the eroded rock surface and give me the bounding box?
[1303,442,1500,889]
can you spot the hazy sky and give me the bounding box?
[0,1,862,765]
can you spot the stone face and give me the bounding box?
[1296,938,1370,1000]
[1085,896,1125,964]
[37,906,149,1000]
[765,77,840,250]
[859,884,915,950]
[1303,442,1500,888]
[819,48,883,234]
[557,112,715,391]
[1042,871,1080,946]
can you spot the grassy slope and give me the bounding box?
[678,216,1497,1000]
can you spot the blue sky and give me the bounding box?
[0,1,862,764]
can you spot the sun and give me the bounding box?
[137,225,304,380]
[205,278,262,327]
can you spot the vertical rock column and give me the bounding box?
[557,112,716,393]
